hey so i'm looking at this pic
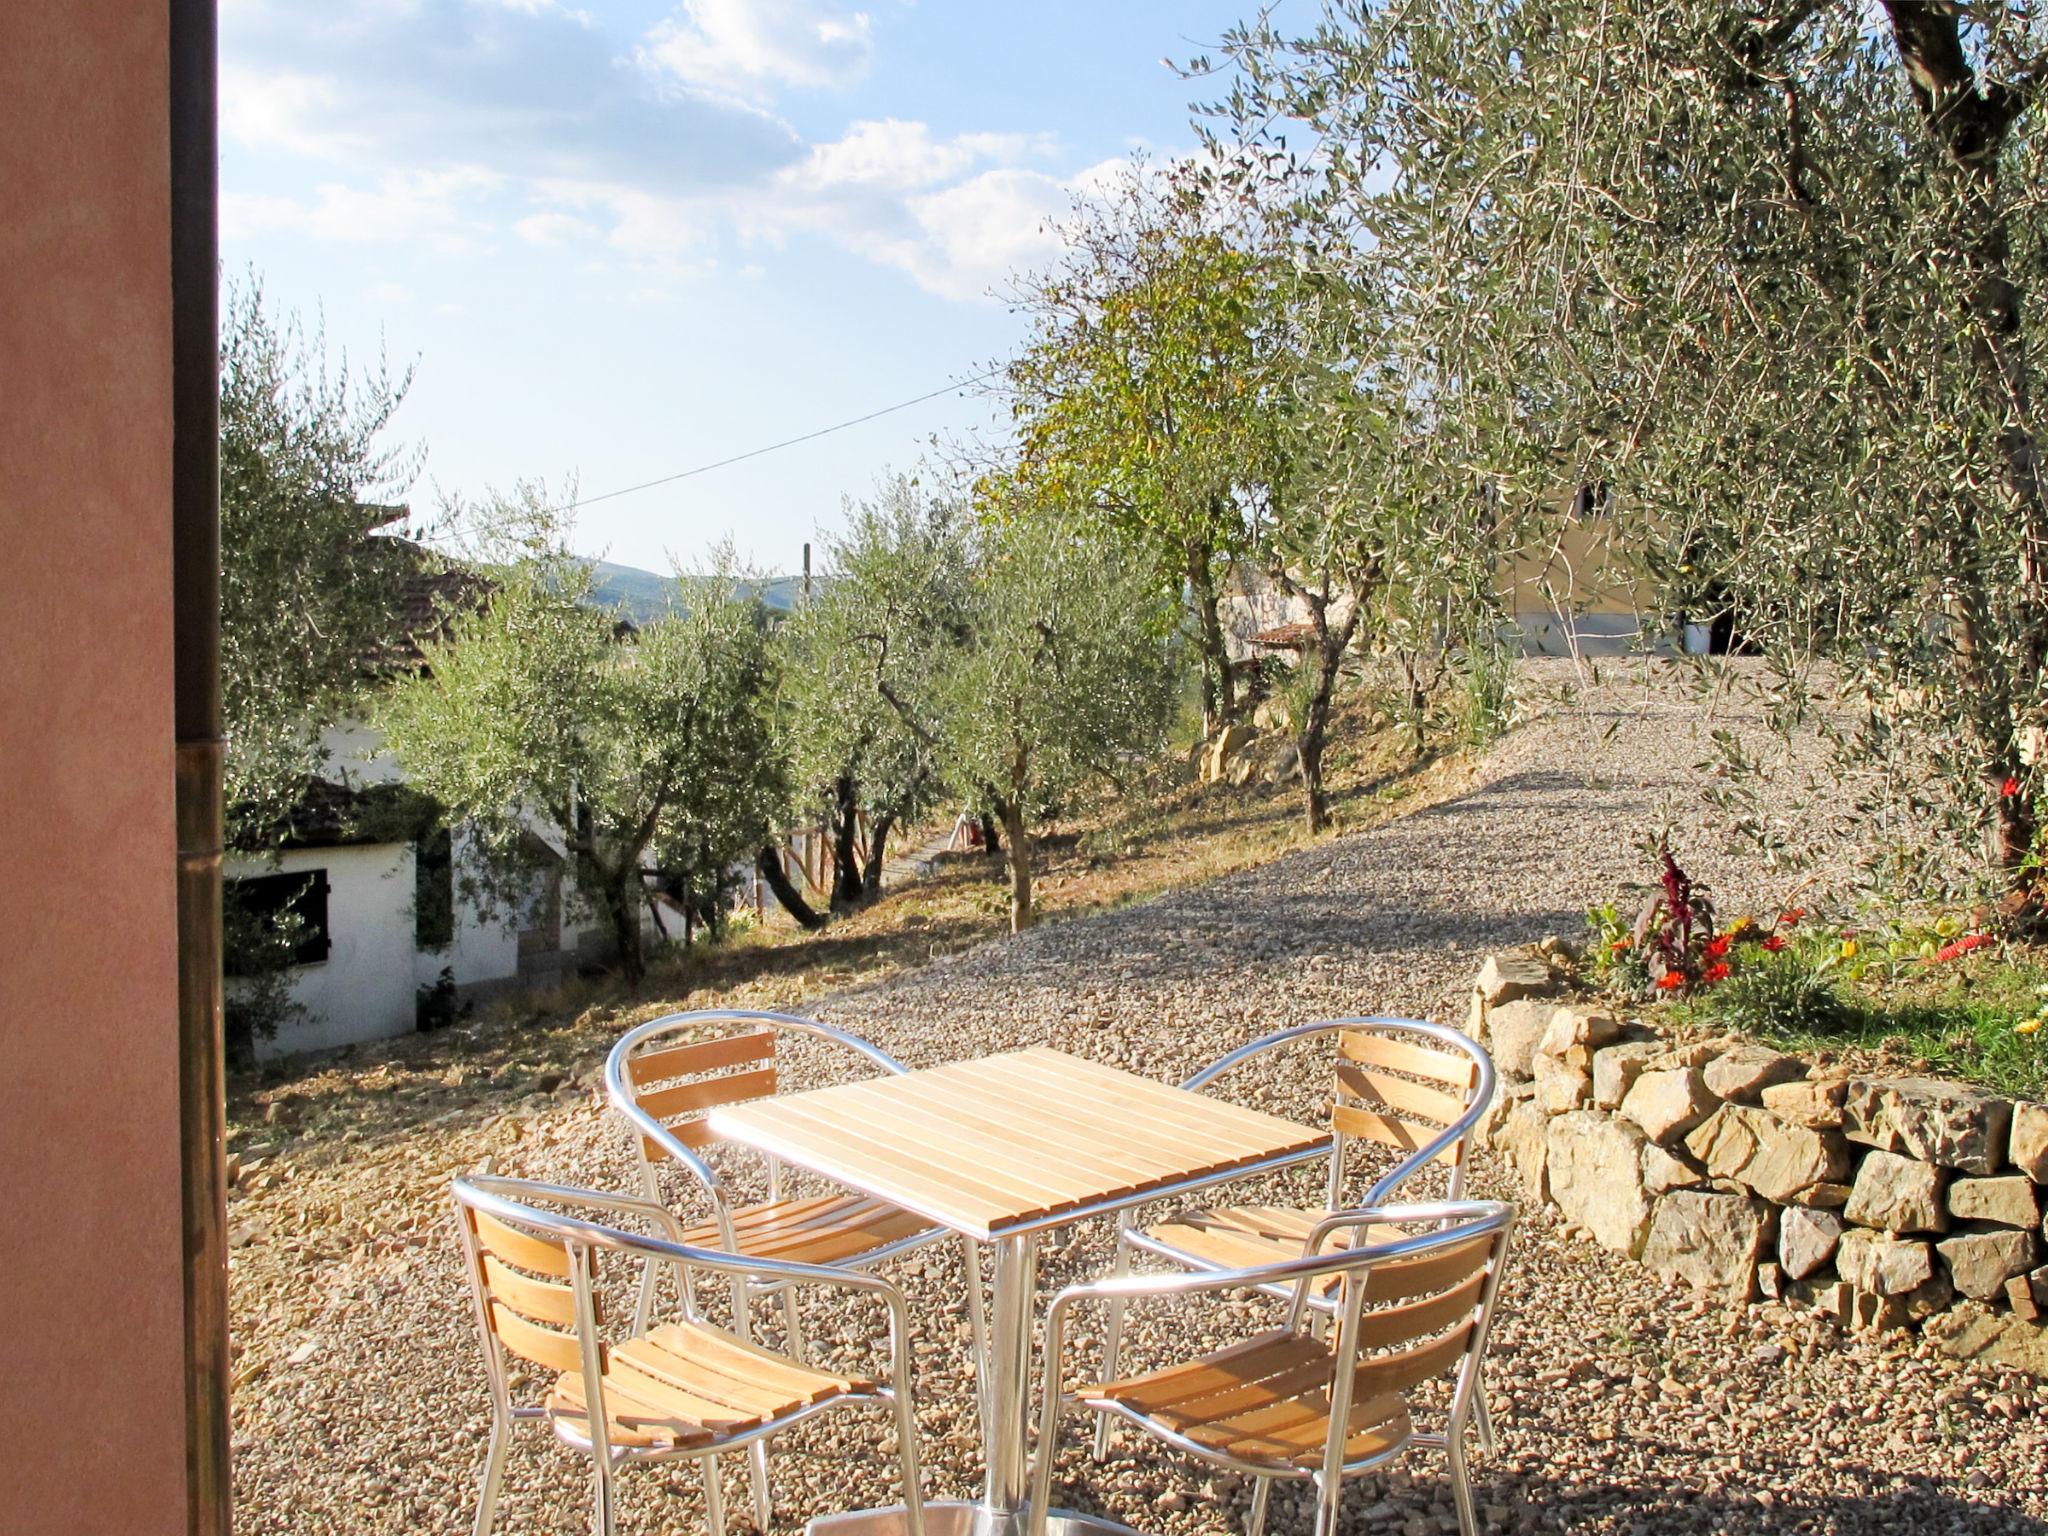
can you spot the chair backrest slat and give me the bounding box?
[626,1028,775,1088]
[473,1208,572,1277]
[1350,1319,1474,1400]
[635,1064,778,1124]
[488,1298,589,1376]
[1330,1104,1460,1166]
[1360,1230,1494,1303]
[1334,1062,1466,1129]
[1339,1031,1476,1088]
[482,1252,578,1327]
[1350,1266,1487,1350]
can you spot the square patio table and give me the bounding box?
[710,1046,1332,1536]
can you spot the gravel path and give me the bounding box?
[229,662,2048,1535]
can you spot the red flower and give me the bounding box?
[1704,933,1732,959]
[1761,934,1786,952]
[1929,932,1994,965]
[1655,972,1686,991]
[2003,776,2021,798]
[1702,962,1731,983]
[1778,908,1807,927]
[1609,937,1632,953]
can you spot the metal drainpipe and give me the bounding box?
[171,0,231,1529]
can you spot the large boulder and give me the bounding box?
[1936,1228,2040,1301]
[1684,1104,1851,1204]
[1473,948,1560,1010]
[1641,1190,1773,1301]
[1593,1041,1663,1110]
[1546,1111,1653,1255]
[1702,1045,1805,1103]
[1836,1228,1935,1296]
[1947,1175,2041,1229]
[1203,723,1260,784]
[1843,1150,1948,1234]
[1618,1068,1718,1146]
[1641,1143,1706,1196]
[1538,1006,1623,1058]
[2011,1101,2048,1183]
[1779,1206,1844,1281]
[1533,1054,1593,1114]
[1842,1076,2014,1175]
[1482,999,1556,1080]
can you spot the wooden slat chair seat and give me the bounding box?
[546,1320,871,1451]
[1035,1203,1513,1536]
[451,1175,927,1536]
[1079,1331,1413,1470]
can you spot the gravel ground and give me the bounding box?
[229,661,2048,1535]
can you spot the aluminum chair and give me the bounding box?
[1096,1018,1496,1456]
[606,1010,989,1373]
[1031,1201,1514,1536]
[451,1173,926,1536]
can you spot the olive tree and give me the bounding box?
[938,500,1180,931]
[1005,164,1272,728]
[1211,2,2048,906]
[378,490,782,984]
[782,475,971,910]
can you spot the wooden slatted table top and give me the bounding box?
[708,1046,1331,1241]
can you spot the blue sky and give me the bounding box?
[220,0,1280,573]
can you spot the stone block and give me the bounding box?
[1925,1301,2048,1376]
[1641,1189,1773,1302]
[1703,1045,1806,1103]
[1843,1076,2014,1175]
[1760,1076,1849,1130]
[1844,1273,1952,1332]
[1473,949,1560,1010]
[1618,1068,1718,1146]
[2011,1101,2048,1182]
[1472,1078,1533,1151]
[1936,1228,2039,1301]
[1779,1207,1845,1282]
[1685,1105,1852,1204]
[2008,1273,2042,1322]
[1483,999,1556,1080]
[1947,1175,2041,1229]
[1534,1059,1593,1115]
[1546,1111,1652,1256]
[1843,1150,1948,1234]
[1538,1005,1622,1059]
[1490,1098,1550,1207]
[1593,1042,1663,1110]
[1203,723,1259,783]
[1647,1040,1721,1072]
[1836,1228,1935,1297]
[1642,1143,1705,1196]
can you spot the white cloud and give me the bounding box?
[646,0,873,96]
[223,169,502,253]
[366,280,416,304]
[789,118,1055,191]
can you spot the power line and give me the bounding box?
[552,366,1005,514]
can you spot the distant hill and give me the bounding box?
[586,561,805,625]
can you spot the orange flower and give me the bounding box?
[1702,962,1731,983]
[1704,933,1732,959]
[1609,937,1632,953]
[1778,908,1807,927]
[1656,972,1685,991]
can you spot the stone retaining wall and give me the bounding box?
[1468,944,2048,1376]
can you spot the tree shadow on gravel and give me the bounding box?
[1480,1466,2046,1534]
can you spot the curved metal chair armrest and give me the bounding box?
[463,1172,691,1243]
[1299,1200,1484,1258]
[454,1174,920,1384]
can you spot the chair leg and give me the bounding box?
[1246,1474,1272,1536]
[892,1389,927,1536]
[747,1438,772,1531]
[1470,1386,1497,1457]
[780,1285,807,1363]
[1091,1239,1133,1461]
[1311,1472,1341,1536]
[1446,1428,1479,1536]
[705,1454,728,1536]
[591,1459,617,1536]
[1027,1400,1063,1536]
[471,1419,510,1536]
[961,1236,991,1426]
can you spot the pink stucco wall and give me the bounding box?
[0,4,190,1529]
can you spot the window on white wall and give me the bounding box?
[225,870,332,969]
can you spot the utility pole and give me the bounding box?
[802,541,812,603]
